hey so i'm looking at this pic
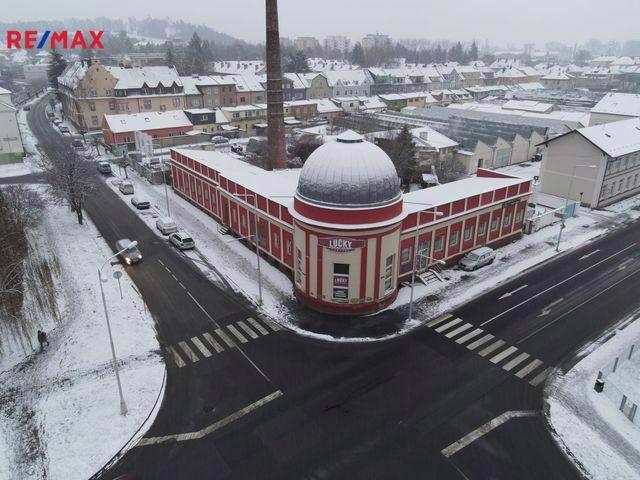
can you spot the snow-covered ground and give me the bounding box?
[547,312,640,480]
[0,203,164,480]
[104,157,640,342]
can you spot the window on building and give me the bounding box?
[515,209,524,224]
[503,213,512,228]
[626,177,632,189]
[91,115,98,126]
[123,136,131,143]
[449,230,459,247]
[233,112,240,119]
[89,102,96,111]
[240,96,246,103]
[144,99,152,109]
[417,239,430,269]
[173,98,180,107]
[286,239,292,256]
[618,179,624,192]
[609,183,615,197]
[478,221,487,236]
[491,216,499,231]
[401,246,412,265]
[108,101,115,110]
[274,233,280,249]
[332,263,350,303]
[463,225,474,241]
[159,105,166,112]
[635,174,639,187]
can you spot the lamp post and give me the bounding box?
[160,157,171,217]
[231,193,263,305]
[404,202,444,322]
[555,164,597,252]
[97,240,137,416]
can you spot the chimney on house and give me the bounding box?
[265,0,286,170]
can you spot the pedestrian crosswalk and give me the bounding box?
[164,315,279,368]
[426,314,552,387]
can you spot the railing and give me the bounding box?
[597,340,640,425]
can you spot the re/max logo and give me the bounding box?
[6,30,105,49]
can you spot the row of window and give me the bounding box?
[603,173,640,198]
[607,154,640,175]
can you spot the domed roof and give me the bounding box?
[296,130,401,208]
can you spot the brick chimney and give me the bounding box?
[265,0,286,170]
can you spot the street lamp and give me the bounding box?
[160,157,171,217]
[404,201,444,322]
[230,193,263,305]
[555,164,597,252]
[97,240,137,416]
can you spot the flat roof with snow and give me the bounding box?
[591,92,640,118]
[104,111,192,133]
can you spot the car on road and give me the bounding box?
[47,111,55,119]
[71,139,85,149]
[52,118,62,125]
[169,231,195,250]
[115,238,142,265]
[131,196,151,210]
[23,105,31,111]
[156,217,178,235]
[59,126,70,134]
[119,181,134,195]
[210,135,229,145]
[96,161,112,175]
[458,247,496,271]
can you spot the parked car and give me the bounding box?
[52,118,62,125]
[210,135,229,145]
[71,139,84,149]
[59,126,70,134]
[47,112,55,119]
[23,105,31,111]
[131,196,150,210]
[119,181,134,195]
[458,247,496,271]
[156,217,178,235]
[115,238,142,265]
[169,231,195,250]
[96,161,112,175]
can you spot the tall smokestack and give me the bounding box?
[265,0,286,170]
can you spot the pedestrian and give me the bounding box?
[37,330,50,353]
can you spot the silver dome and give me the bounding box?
[296,130,401,208]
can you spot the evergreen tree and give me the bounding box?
[469,41,479,62]
[201,40,213,68]
[47,49,67,97]
[186,32,204,75]
[165,46,176,67]
[386,126,418,185]
[449,42,465,63]
[351,42,366,67]
[284,50,310,73]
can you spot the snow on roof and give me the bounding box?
[411,126,458,150]
[358,96,386,109]
[312,98,343,113]
[379,93,405,101]
[0,86,11,95]
[104,111,192,133]
[58,61,89,90]
[105,66,181,89]
[184,108,216,115]
[591,92,640,117]
[575,117,640,158]
[323,70,369,87]
[403,174,525,213]
[172,148,300,207]
[221,104,266,112]
[502,100,554,113]
[541,71,573,81]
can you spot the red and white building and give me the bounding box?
[102,111,193,151]
[170,131,532,315]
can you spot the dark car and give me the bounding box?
[115,238,142,265]
[23,105,31,111]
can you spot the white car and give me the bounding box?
[169,231,195,250]
[131,196,150,210]
[458,247,496,271]
[156,217,178,235]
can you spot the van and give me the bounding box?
[458,247,496,271]
[119,181,134,195]
[156,217,178,235]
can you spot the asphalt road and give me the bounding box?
[21,95,640,479]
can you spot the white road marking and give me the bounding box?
[478,340,506,357]
[247,317,269,336]
[227,324,248,343]
[498,285,528,300]
[203,333,224,353]
[490,345,518,364]
[178,341,199,363]
[258,314,281,331]
[157,259,166,266]
[456,328,484,345]
[237,320,259,339]
[137,390,284,447]
[502,352,530,372]
[215,328,236,348]
[166,346,186,368]
[426,313,453,328]
[434,318,463,333]
[515,359,544,379]
[538,298,564,317]
[618,258,634,271]
[466,334,495,351]
[480,243,637,327]
[579,249,600,260]
[178,282,186,289]
[529,367,553,387]
[440,411,538,458]
[191,336,212,358]
[187,292,217,325]
[445,323,473,339]
[171,274,179,281]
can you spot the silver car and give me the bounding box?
[115,238,142,265]
[169,231,195,250]
[458,247,495,271]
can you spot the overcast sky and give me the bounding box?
[3,0,639,47]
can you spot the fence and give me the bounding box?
[523,201,578,234]
[598,342,640,425]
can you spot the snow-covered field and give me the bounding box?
[547,313,640,480]
[0,203,164,480]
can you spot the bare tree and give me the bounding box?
[433,156,468,184]
[0,185,44,231]
[37,145,94,225]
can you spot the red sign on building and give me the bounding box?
[319,237,365,252]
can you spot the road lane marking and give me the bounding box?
[515,359,544,378]
[203,333,224,353]
[490,346,518,364]
[477,340,506,357]
[538,298,564,317]
[434,318,463,333]
[227,324,248,343]
[529,367,553,387]
[258,314,281,331]
[579,249,600,260]
[191,336,212,358]
[499,284,528,300]
[618,258,634,271]
[440,411,538,458]
[455,328,484,344]
[466,334,495,351]
[445,323,473,339]
[187,292,219,327]
[178,341,199,363]
[215,328,236,348]
[166,346,186,368]
[137,390,284,447]
[480,243,637,326]
[502,352,530,372]
[426,313,453,328]
[247,317,269,336]
[237,320,259,339]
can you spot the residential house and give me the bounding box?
[324,70,371,97]
[184,108,226,133]
[0,87,24,162]
[220,104,267,132]
[303,73,333,99]
[283,100,318,120]
[102,111,193,151]
[540,71,575,90]
[180,75,238,109]
[590,92,640,125]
